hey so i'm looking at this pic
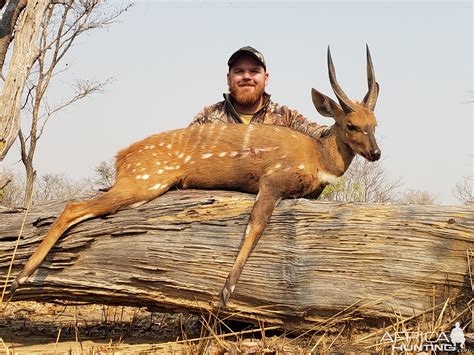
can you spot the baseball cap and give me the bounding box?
[228,46,266,70]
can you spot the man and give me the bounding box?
[189,46,326,138]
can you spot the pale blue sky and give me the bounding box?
[3,1,473,204]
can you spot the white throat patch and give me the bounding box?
[318,171,339,185]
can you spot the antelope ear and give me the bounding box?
[311,88,343,118]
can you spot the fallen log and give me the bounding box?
[0,190,472,330]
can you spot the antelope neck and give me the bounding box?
[316,124,355,177]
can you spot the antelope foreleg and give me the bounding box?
[220,187,281,306]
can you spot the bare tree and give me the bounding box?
[320,157,401,203]
[91,160,115,191]
[0,169,91,207]
[0,0,51,160]
[453,175,473,205]
[0,167,23,206]
[17,0,130,207]
[398,188,438,205]
[34,172,89,203]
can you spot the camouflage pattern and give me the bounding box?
[189,93,327,139]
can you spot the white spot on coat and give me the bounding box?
[219,152,227,157]
[158,169,164,174]
[298,164,305,170]
[274,164,281,169]
[142,174,150,180]
[242,124,254,148]
[166,144,172,149]
[229,151,238,158]
[255,147,278,153]
[184,156,192,163]
[202,153,213,159]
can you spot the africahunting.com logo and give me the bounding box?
[381,322,468,352]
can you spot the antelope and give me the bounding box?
[11,46,380,306]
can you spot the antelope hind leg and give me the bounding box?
[220,185,281,306]
[10,182,172,294]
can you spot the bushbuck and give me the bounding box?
[11,46,380,306]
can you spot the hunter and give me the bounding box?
[189,46,326,138]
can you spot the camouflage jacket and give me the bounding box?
[189,93,327,139]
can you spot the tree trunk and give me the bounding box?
[22,164,35,208]
[0,190,472,330]
[0,0,50,160]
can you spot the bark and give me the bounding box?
[0,175,11,189]
[0,0,28,70]
[0,0,50,161]
[0,190,472,330]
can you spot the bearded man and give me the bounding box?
[189,46,326,138]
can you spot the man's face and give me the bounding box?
[227,56,269,106]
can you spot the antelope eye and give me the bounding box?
[347,124,357,132]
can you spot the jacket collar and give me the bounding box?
[223,92,272,122]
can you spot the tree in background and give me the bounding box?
[17,0,130,207]
[0,159,111,207]
[320,157,401,203]
[397,188,438,205]
[453,175,473,205]
[92,160,115,191]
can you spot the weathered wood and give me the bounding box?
[0,190,472,329]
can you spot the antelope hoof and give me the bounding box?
[219,283,235,307]
[10,279,19,294]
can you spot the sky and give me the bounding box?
[2,1,472,204]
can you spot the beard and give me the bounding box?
[229,82,265,106]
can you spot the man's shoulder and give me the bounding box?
[198,100,226,114]
[265,99,298,115]
[190,100,228,125]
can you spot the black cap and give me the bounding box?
[228,46,266,70]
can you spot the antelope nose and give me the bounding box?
[370,149,381,161]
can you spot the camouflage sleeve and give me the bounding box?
[188,102,226,127]
[189,106,208,126]
[286,108,327,139]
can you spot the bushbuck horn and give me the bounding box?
[327,46,355,114]
[362,44,378,111]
